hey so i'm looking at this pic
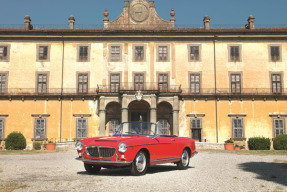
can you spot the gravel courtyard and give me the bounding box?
[0,150,286,192]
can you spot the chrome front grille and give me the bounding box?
[86,147,116,158]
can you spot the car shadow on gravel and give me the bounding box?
[77,165,194,176]
[238,162,287,186]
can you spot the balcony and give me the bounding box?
[0,88,98,97]
[97,83,182,95]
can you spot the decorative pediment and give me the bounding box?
[104,0,175,30]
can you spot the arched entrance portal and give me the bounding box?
[105,102,121,135]
[157,102,173,135]
[128,100,150,122]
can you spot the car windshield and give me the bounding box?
[114,122,157,136]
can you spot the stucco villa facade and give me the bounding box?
[0,0,287,147]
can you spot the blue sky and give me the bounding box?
[0,0,286,27]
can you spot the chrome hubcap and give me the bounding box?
[136,153,146,172]
[181,151,189,167]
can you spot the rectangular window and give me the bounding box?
[35,118,46,138]
[111,46,121,61]
[0,46,8,60]
[231,74,241,93]
[135,46,144,61]
[134,73,144,91]
[190,118,202,141]
[274,119,285,137]
[0,73,7,93]
[79,46,88,61]
[109,119,120,136]
[232,118,244,138]
[271,46,280,62]
[230,46,240,62]
[37,74,47,93]
[272,74,282,93]
[76,118,88,138]
[110,74,120,92]
[78,73,88,93]
[189,46,200,61]
[158,46,168,61]
[0,119,4,138]
[190,73,200,93]
[39,46,48,60]
[158,119,170,136]
[158,74,168,92]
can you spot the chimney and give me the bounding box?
[248,15,255,29]
[203,16,210,30]
[103,9,109,28]
[170,9,175,22]
[68,15,75,29]
[24,15,32,30]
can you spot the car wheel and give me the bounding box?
[177,149,189,170]
[131,151,147,176]
[84,163,101,174]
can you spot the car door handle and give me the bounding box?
[171,139,175,141]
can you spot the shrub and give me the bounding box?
[5,132,26,150]
[273,134,287,150]
[225,139,234,143]
[248,137,271,150]
[33,142,41,150]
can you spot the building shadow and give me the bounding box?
[238,162,287,186]
[77,165,194,177]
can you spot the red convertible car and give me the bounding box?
[76,122,197,175]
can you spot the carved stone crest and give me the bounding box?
[130,2,149,23]
[135,90,143,101]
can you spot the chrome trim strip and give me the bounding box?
[95,139,119,142]
[151,157,181,162]
[75,157,133,164]
[129,143,172,147]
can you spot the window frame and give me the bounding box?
[189,72,201,94]
[232,118,244,139]
[268,45,282,62]
[156,44,170,62]
[77,44,91,62]
[158,118,170,136]
[270,72,283,94]
[36,44,51,62]
[109,72,121,92]
[76,118,88,138]
[273,118,286,138]
[0,44,10,62]
[109,44,122,62]
[109,118,120,136]
[0,118,5,139]
[77,72,89,94]
[228,45,242,62]
[190,118,202,141]
[36,72,49,94]
[34,118,46,139]
[0,72,9,93]
[230,72,242,93]
[133,72,145,91]
[157,72,169,92]
[132,44,146,62]
[188,44,201,62]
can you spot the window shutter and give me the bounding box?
[3,47,7,56]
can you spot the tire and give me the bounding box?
[131,151,148,176]
[177,149,189,170]
[84,163,101,174]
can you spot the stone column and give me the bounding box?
[150,94,157,123]
[99,96,106,136]
[121,94,129,122]
[173,96,179,136]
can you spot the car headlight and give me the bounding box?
[118,142,127,153]
[75,141,84,151]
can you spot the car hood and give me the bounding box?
[83,136,146,148]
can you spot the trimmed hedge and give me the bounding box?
[248,137,271,150]
[273,134,287,150]
[5,132,26,150]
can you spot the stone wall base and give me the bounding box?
[196,142,224,150]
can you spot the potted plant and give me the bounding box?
[240,145,245,150]
[0,139,2,151]
[46,139,56,150]
[234,144,240,150]
[224,139,234,150]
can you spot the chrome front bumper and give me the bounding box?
[75,157,133,165]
